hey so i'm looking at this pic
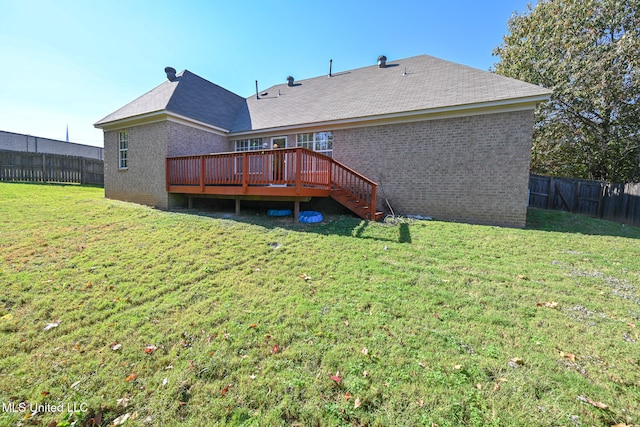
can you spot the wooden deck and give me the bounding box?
[166,147,382,220]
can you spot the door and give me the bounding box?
[270,137,287,185]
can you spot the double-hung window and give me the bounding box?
[234,138,264,152]
[118,131,128,169]
[296,131,333,157]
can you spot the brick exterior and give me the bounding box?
[102,109,535,227]
[333,110,535,227]
[104,121,229,209]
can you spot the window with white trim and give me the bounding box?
[297,132,333,157]
[234,138,264,151]
[118,131,128,169]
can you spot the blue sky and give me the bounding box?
[0,0,532,147]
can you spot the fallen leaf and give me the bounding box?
[508,358,524,368]
[417,398,424,407]
[248,323,258,329]
[434,312,442,321]
[162,378,168,387]
[221,385,232,397]
[418,362,428,368]
[70,380,82,389]
[43,322,59,331]
[611,424,629,427]
[299,273,311,281]
[330,374,342,383]
[110,342,122,351]
[144,345,157,354]
[41,391,50,397]
[577,395,608,409]
[361,347,369,356]
[475,383,482,390]
[125,373,137,382]
[538,301,558,309]
[453,364,463,370]
[116,397,130,407]
[587,398,608,409]
[73,342,81,351]
[271,345,280,354]
[112,413,131,426]
[354,397,361,409]
[363,370,369,377]
[560,351,576,362]
[344,392,351,400]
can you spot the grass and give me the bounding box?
[0,182,639,427]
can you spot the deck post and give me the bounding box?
[295,148,301,194]
[242,152,249,192]
[165,158,170,191]
[199,155,205,192]
[235,198,241,215]
[294,200,300,223]
[370,184,377,220]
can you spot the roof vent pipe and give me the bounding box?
[165,66,177,82]
[286,76,295,86]
[255,80,259,99]
[377,55,387,68]
[328,59,333,77]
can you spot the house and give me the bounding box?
[94,54,551,227]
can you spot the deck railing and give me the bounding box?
[166,147,378,219]
[167,147,332,191]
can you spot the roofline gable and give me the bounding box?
[93,109,229,135]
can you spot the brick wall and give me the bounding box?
[103,121,230,209]
[333,110,535,227]
[104,122,170,208]
[166,121,231,157]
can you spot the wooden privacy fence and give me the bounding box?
[529,174,640,226]
[0,150,104,186]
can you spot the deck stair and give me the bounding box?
[330,189,384,221]
[166,147,383,221]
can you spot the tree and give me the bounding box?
[493,0,640,182]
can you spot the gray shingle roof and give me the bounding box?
[95,70,246,131]
[96,54,550,133]
[232,54,551,132]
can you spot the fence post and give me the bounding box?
[572,181,581,213]
[597,183,605,218]
[42,153,48,182]
[546,178,554,210]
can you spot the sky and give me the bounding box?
[0,0,533,148]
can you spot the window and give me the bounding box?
[234,138,264,151]
[118,131,128,169]
[297,132,333,157]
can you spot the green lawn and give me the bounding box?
[1,183,639,427]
